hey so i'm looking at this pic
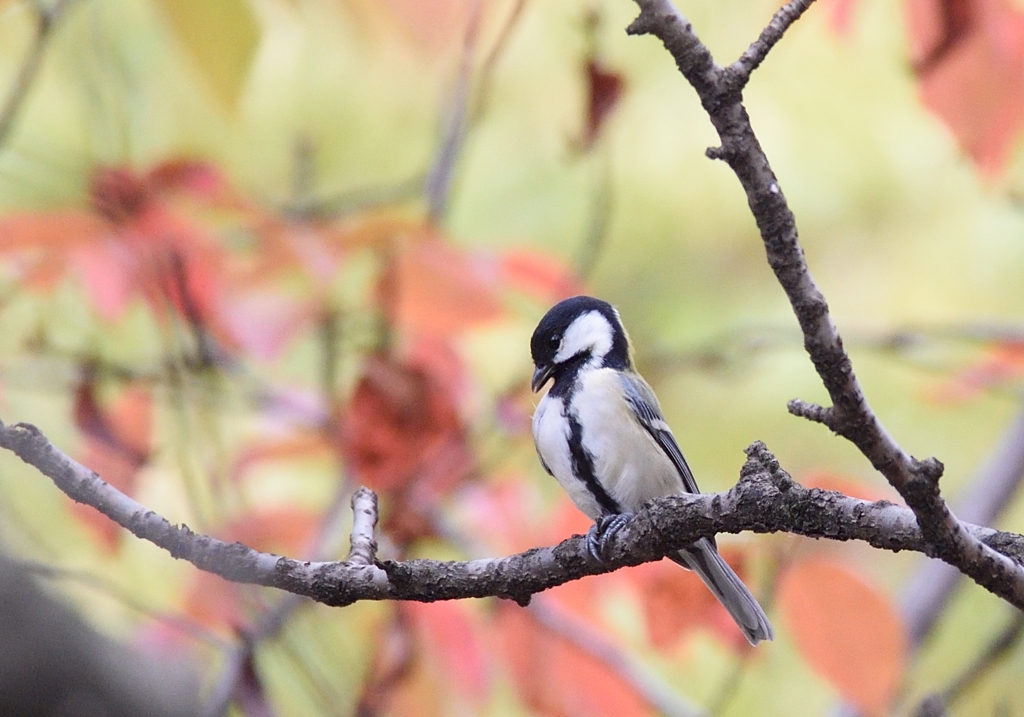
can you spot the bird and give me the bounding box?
[530,295,773,645]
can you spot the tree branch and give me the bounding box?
[625,0,1024,608]
[3,417,1024,607]
[728,0,818,86]
[902,403,1024,646]
[346,486,379,566]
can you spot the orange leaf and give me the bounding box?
[778,558,906,715]
[357,609,423,717]
[381,230,505,339]
[0,211,106,251]
[632,548,753,652]
[339,340,467,500]
[499,249,583,303]
[408,602,490,704]
[907,0,1024,174]
[498,603,651,717]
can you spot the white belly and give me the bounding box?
[533,392,606,518]
[532,369,686,519]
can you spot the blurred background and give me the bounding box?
[1,0,1024,715]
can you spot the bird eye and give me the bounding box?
[547,334,560,350]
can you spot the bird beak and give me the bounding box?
[531,364,554,393]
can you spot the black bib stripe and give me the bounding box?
[566,411,621,516]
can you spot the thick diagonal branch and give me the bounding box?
[624,0,1024,607]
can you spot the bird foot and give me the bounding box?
[585,513,633,561]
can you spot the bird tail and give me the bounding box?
[671,538,774,645]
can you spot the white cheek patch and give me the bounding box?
[555,311,613,364]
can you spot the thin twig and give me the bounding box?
[0,0,79,150]
[471,0,528,119]
[424,0,483,222]
[728,0,818,86]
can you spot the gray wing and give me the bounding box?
[619,373,701,495]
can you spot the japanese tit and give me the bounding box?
[530,296,773,645]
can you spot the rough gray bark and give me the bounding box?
[2,418,1024,608]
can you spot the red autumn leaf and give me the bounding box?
[582,59,624,151]
[0,211,106,252]
[462,484,593,554]
[540,500,630,621]
[0,212,107,296]
[0,163,233,327]
[498,602,651,717]
[71,379,153,551]
[499,249,584,303]
[407,602,490,705]
[339,341,467,496]
[778,558,907,716]
[379,229,505,339]
[906,0,1024,174]
[631,547,754,652]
